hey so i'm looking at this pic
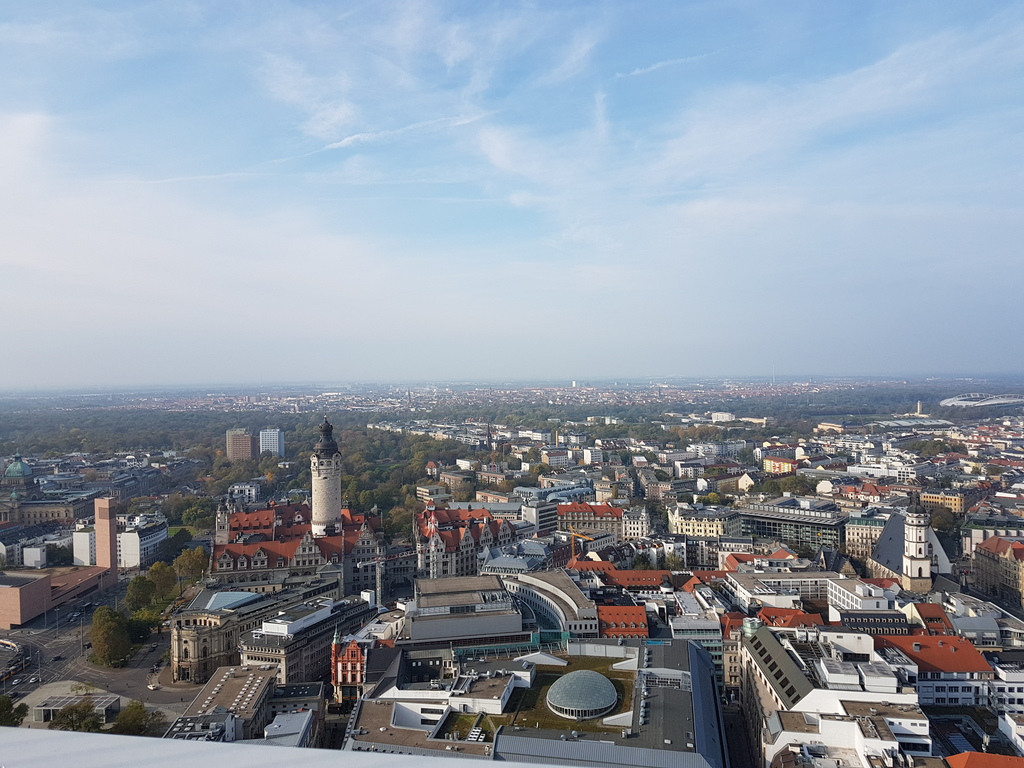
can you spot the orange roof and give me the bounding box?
[567,559,616,572]
[947,754,1024,768]
[912,603,955,633]
[875,635,992,674]
[978,536,1024,561]
[603,570,672,588]
[720,611,747,636]
[556,502,623,519]
[723,553,757,571]
[597,605,649,638]
[767,548,797,560]
[758,607,824,628]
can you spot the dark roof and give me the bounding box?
[870,513,906,573]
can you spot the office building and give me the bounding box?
[226,429,259,461]
[260,427,285,457]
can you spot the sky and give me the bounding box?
[1,1,1023,389]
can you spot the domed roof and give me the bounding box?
[906,492,929,519]
[3,454,32,479]
[313,416,339,458]
[545,669,617,717]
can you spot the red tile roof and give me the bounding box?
[912,602,955,634]
[875,635,992,674]
[597,605,649,638]
[978,536,1024,561]
[557,502,623,518]
[723,553,757,571]
[758,607,824,628]
[946,754,1024,768]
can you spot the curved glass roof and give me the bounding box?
[545,669,617,713]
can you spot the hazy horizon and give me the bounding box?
[3,2,1023,388]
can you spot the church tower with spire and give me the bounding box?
[311,416,343,537]
[901,493,933,592]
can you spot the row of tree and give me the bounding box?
[92,547,208,667]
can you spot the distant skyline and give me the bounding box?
[2,2,1023,388]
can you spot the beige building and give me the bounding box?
[919,489,970,515]
[668,504,740,538]
[171,579,341,684]
[844,508,890,560]
[556,502,624,539]
[975,535,1024,608]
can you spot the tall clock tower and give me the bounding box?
[311,417,343,537]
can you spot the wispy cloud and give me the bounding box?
[614,53,713,78]
[325,113,491,150]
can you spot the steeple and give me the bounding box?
[314,416,339,459]
[901,492,933,592]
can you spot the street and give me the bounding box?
[1,578,206,723]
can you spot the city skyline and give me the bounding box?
[2,2,1023,388]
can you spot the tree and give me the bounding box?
[931,506,956,533]
[109,700,167,736]
[46,544,74,567]
[90,606,132,667]
[174,546,208,584]
[0,694,29,727]
[664,554,685,571]
[48,697,102,732]
[124,575,157,611]
[147,561,176,599]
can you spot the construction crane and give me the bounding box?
[568,525,594,562]
[355,551,417,604]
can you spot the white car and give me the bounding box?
[28,677,39,684]
[11,678,22,686]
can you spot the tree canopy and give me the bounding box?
[47,697,102,732]
[124,575,157,611]
[0,695,29,727]
[90,606,132,666]
[109,700,167,736]
[174,547,208,584]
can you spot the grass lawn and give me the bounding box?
[489,657,634,733]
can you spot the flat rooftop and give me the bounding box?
[185,666,277,720]
[348,700,491,757]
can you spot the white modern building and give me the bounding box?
[826,578,896,621]
[73,514,168,570]
[260,428,285,457]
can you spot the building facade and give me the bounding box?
[225,429,258,461]
[259,428,285,457]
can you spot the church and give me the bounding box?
[866,494,953,592]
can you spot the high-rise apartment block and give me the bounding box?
[259,427,285,457]
[226,428,258,461]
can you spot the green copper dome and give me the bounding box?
[3,454,32,479]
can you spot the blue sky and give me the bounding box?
[1,2,1022,388]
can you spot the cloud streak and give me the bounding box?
[614,52,713,78]
[324,113,491,150]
